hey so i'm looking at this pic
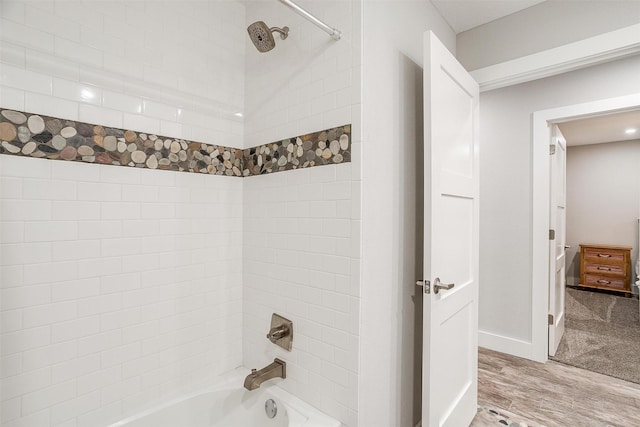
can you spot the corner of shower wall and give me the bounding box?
[241,1,362,426]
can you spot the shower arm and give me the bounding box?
[278,0,342,41]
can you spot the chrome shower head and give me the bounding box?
[247,21,289,53]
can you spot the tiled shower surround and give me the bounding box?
[0,109,351,177]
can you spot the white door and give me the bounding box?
[421,31,479,427]
[548,125,567,356]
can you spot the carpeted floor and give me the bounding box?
[551,287,640,384]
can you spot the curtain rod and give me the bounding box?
[278,0,342,41]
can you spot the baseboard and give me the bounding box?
[478,330,545,362]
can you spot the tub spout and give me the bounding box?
[243,358,286,391]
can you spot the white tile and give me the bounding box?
[77,220,122,240]
[25,49,80,81]
[99,164,141,184]
[21,341,77,372]
[121,184,159,202]
[0,59,52,95]
[159,120,184,139]
[52,78,101,105]
[52,201,100,220]
[25,5,80,41]
[21,379,76,415]
[0,366,50,401]
[50,390,100,425]
[123,113,160,135]
[0,199,51,220]
[101,237,141,257]
[0,155,51,178]
[77,329,121,356]
[101,90,142,114]
[100,342,141,368]
[51,354,100,384]
[23,300,77,328]
[22,178,76,200]
[54,36,102,68]
[77,182,121,201]
[0,283,50,309]
[51,316,100,343]
[0,397,21,424]
[142,100,177,121]
[101,201,140,220]
[24,221,78,242]
[76,365,121,395]
[0,40,25,67]
[0,265,24,288]
[0,309,22,333]
[51,160,100,182]
[51,277,100,302]
[100,272,140,294]
[24,90,80,124]
[52,240,100,262]
[0,222,24,243]
[78,104,123,129]
[1,325,50,356]
[0,86,25,110]
[77,256,122,279]
[77,294,122,318]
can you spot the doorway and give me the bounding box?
[532,94,640,374]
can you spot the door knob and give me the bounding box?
[564,245,571,250]
[433,277,455,294]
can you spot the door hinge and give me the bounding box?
[415,280,431,294]
[549,144,556,155]
[549,229,555,240]
[548,314,554,325]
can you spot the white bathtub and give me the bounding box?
[108,372,341,427]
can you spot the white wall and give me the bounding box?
[242,1,361,426]
[360,2,454,426]
[479,55,640,356]
[565,140,640,291]
[0,0,244,145]
[0,157,243,427]
[0,1,245,426]
[243,164,359,426]
[457,0,640,71]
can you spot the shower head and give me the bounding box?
[247,21,289,53]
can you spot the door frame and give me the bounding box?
[531,93,640,362]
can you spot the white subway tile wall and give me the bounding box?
[243,164,360,427]
[0,0,245,146]
[0,156,243,426]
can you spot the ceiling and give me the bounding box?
[430,0,547,33]
[558,110,640,147]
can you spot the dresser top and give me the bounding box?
[579,243,632,251]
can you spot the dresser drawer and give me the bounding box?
[583,274,627,290]
[583,247,626,264]
[584,263,626,277]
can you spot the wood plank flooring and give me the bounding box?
[477,347,640,426]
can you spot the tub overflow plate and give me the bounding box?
[265,398,277,419]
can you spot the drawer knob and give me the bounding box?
[597,253,611,258]
[597,279,611,284]
[597,267,612,271]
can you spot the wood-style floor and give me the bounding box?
[476,347,640,426]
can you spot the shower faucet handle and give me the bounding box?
[267,313,293,351]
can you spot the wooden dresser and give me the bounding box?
[579,244,632,296]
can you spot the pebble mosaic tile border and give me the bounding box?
[0,109,351,177]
